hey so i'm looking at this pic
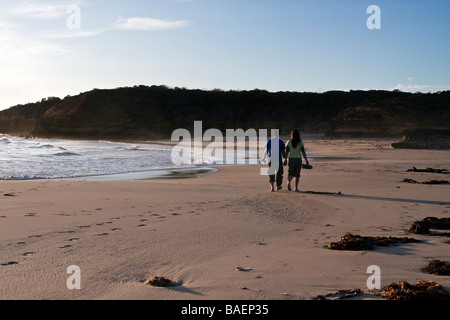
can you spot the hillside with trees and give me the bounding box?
[0,86,449,147]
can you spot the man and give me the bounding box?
[263,131,287,192]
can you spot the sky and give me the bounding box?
[0,0,449,110]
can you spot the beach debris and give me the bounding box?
[402,178,419,184]
[421,259,450,276]
[408,217,450,235]
[314,288,362,300]
[422,180,449,185]
[376,280,450,300]
[145,276,177,287]
[326,233,420,251]
[402,178,449,185]
[3,193,15,197]
[302,191,341,195]
[407,167,449,174]
[235,267,252,272]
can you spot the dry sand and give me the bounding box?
[1,138,449,300]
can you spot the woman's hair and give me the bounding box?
[291,129,301,148]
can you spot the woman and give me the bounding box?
[285,129,309,192]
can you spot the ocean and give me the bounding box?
[0,135,260,180]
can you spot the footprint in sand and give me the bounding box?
[137,224,146,227]
[1,261,18,266]
[22,252,36,256]
[67,238,80,242]
[24,213,37,217]
[28,235,42,239]
[59,245,72,249]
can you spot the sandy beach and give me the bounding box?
[1,138,449,300]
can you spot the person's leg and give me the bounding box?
[295,160,302,191]
[268,161,275,192]
[270,181,275,192]
[276,162,284,190]
[287,159,293,191]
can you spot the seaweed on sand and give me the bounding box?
[407,167,449,174]
[408,217,450,235]
[326,233,420,251]
[145,276,177,287]
[402,178,449,184]
[421,260,450,276]
[314,288,362,300]
[376,280,450,300]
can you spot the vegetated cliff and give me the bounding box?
[0,85,449,144]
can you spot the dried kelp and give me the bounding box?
[421,260,450,276]
[315,288,362,300]
[407,167,449,174]
[376,280,450,300]
[326,233,420,251]
[145,276,177,287]
[408,217,450,235]
[402,178,449,184]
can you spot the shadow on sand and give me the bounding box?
[300,191,450,206]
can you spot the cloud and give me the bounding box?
[42,28,106,39]
[5,1,83,19]
[391,84,450,92]
[114,17,191,31]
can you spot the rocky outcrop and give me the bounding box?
[392,128,450,150]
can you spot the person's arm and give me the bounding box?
[283,141,288,165]
[261,148,268,163]
[301,146,309,165]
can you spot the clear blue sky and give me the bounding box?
[1,0,449,110]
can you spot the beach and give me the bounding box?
[1,138,449,300]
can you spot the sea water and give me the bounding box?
[0,135,206,180]
[0,135,259,180]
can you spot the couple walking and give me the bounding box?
[264,129,309,192]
